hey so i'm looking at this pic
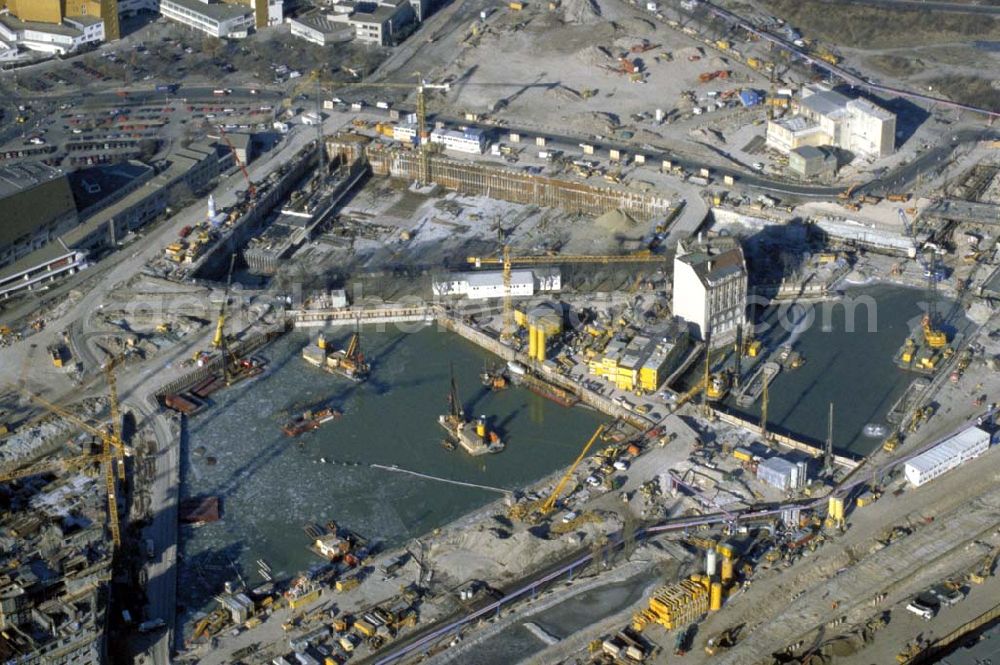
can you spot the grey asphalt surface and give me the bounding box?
[826,0,1000,14]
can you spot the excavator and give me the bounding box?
[704,624,744,656]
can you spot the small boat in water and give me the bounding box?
[282,407,341,437]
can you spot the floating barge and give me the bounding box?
[438,370,504,455]
[282,406,341,437]
[509,366,579,408]
[734,362,781,408]
[886,378,930,425]
[894,333,963,376]
[180,496,221,526]
[302,332,370,382]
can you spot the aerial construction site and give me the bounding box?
[1,0,1000,664]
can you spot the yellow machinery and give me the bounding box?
[826,496,845,529]
[212,254,236,349]
[704,624,743,656]
[882,431,901,452]
[466,251,666,345]
[900,338,916,364]
[24,373,129,548]
[297,70,449,184]
[705,372,729,401]
[922,315,947,349]
[968,545,1000,584]
[538,424,606,517]
[0,453,97,483]
[633,577,711,631]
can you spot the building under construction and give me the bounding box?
[327,135,672,223]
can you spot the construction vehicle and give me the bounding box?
[882,431,901,452]
[968,545,1000,584]
[212,254,236,349]
[704,624,743,655]
[540,425,605,515]
[838,183,858,200]
[466,250,665,343]
[898,208,947,349]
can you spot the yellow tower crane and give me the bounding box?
[466,252,667,344]
[294,70,450,184]
[25,390,131,548]
[539,424,606,517]
[0,453,98,484]
[212,253,237,350]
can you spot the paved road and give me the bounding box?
[827,0,1000,14]
[858,128,997,197]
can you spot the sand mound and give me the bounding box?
[561,110,620,135]
[563,0,603,25]
[576,44,615,67]
[544,84,584,103]
[595,208,638,232]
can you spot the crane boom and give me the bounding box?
[467,253,665,266]
[0,453,95,483]
[104,357,125,480]
[212,254,237,349]
[25,391,123,548]
[217,125,256,198]
[541,424,606,515]
[25,391,125,452]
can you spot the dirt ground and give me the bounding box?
[430,0,769,140]
[748,0,1000,110]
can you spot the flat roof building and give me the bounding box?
[788,145,836,179]
[159,0,255,37]
[289,10,354,45]
[0,164,78,270]
[904,427,990,487]
[766,85,895,160]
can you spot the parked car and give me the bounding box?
[930,585,963,607]
[906,598,937,620]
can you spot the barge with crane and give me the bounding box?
[301,330,371,382]
[438,369,504,455]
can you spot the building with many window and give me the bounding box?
[432,268,561,300]
[430,127,487,154]
[288,10,353,45]
[0,7,106,54]
[766,85,896,160]
[672,237,747,344]
[904,427,990,487]
[159,0,255,37]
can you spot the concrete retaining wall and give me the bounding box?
[364,144,672,223]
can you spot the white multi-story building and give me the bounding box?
[432,269,561,300]
[766,86,896,159]
[322,0,414,45]
[429,127,488,154]
[904,427,990,487]
[0,12,104,54]
[288,10,352,45]
[159,0,255,37]
[672,237,747,344]
[392,123,418,144]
